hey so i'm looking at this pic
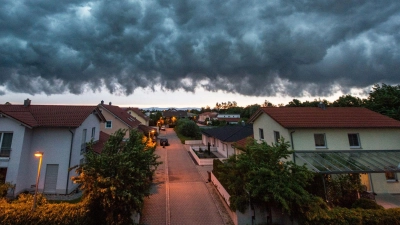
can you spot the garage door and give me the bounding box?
[44,164,59,193]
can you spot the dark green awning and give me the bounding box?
[294,150,400,174]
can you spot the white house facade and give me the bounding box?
[0,101,105,196]
[201,124,253,158]
[249,107,400,194]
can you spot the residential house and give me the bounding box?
[162,108,191,125]
[99,101,156,139]
[248,106,400,194]
[201,124,253,158]
[217,114,241,124]
[98,101,141,138]
[0,99,105,196]
[125,107,150,126]
[198,112,218,124]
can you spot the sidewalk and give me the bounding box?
[140,128,233,225]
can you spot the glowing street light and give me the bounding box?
[148,130,155,141]
[32,151,43,211]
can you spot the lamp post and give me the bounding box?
[32,151,43,211]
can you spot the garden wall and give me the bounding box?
[188,147,217,165]
[185,140,203,145]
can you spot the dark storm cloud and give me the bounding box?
[1,0,400,97]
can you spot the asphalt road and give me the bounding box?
[140,128,233,225]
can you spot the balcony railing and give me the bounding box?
[0,148,11,157]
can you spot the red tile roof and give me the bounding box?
[92,131,110,154]
[100,104,141,128]
[0,105,104,128]
[126,107,149,121]
[249,107,400,128]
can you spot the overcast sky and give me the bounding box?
[1,1,399,108]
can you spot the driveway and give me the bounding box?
[140,128,233,225]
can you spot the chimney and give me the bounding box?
[24,98,31,107]
[109,102,112,105]
[101,100,104,105]
[318,102,326,110]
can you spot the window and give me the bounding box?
[274,131,280,143]
[81,129,87,155]
[0,133,13,157]
[259,128,264,140]
[314,133,327,148]
[385,166,398,182]
[105,121,112,129]
[348,133,360,148]
[91,127,96,140]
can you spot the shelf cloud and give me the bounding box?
[1,0,400,97]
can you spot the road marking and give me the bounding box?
[165,132,170,225]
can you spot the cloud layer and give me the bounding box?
[1,0,400,97]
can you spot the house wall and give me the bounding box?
[30,128,72,194]
[202,134,235,158]
[252,113,400,194]
[252,113,290,146]
[67,113,101,194]
[15,128,33,194]
[127,110,148,126]
[291,128,400,151]
[0,117,28,194]
[101,109,131,138]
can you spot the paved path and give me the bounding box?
[140,128,233,225]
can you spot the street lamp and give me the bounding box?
[32,151,43,211]
[148,130,155,141]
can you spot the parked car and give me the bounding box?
[160,137,169,146]
[161,125,166,131]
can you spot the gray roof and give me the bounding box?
[201,124,253,142]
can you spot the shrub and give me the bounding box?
[351,198,384,210]
[0,194,92,225]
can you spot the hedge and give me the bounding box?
[302,207,400,225]
[0,194,102,225]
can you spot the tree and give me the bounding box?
[72,129,161,225]
[331,95,364,107]
[241,104,261,119]
[175,118,201,138]
[217,139,315,223]
[365,83,400,121]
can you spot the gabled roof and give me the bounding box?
[201,124,253,142]
[125,107,149,121]
[99,104,141,129]
[248,107,400,129]
[0,104,105,128]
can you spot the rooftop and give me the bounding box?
[249,107,400,128]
